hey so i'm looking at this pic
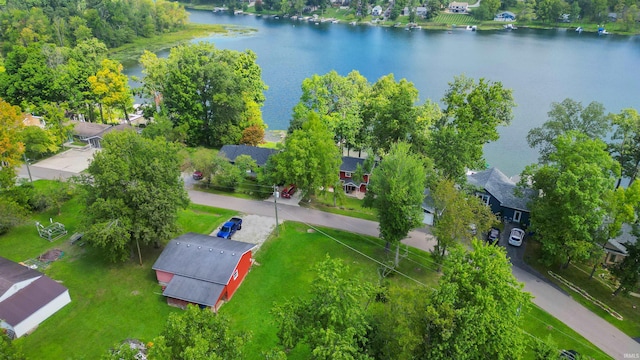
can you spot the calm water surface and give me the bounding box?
[125,10,640,176]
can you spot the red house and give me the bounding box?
[340,156,372,194]
[152,233,255,312]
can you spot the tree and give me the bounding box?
[474,0,501,19]
[430,178,497,270]
[611,231,640,296]
[20,126,58,160]
[427,75,515,183]
[139,43,267,147]
[364,142,427,267]
[609,108,640,187]
[82,130,189,264]
[527,98,610,163]
[290,70,369,153]
[0,98,25,189]
[365,74,434,155]
[536,0,568,22]
[148,304,247,360]
[265,113,341,199]
[415,241,532,359]
[0,199,27,235]
[272,256,373,359]
[88,59,133,123]
[521,132,619,267]
[0,331,26,360]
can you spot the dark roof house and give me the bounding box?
[604,224,637,264]
[69,121,135,148]
[467,167,536,226]
[152,233,255,311]
[219,145,278,167]
[0,257,71,338]
[340,156,374,194]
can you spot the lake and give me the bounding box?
[124,9,640,177]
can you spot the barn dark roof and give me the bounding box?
[219,145,278,167]
[0,276,68,326]
[467,167,535,212]
[0,257,41,299]
[162,275,226,306]
[152,233,254,285]
[340,156,366,173]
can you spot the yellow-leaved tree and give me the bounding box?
[0,98,25,188]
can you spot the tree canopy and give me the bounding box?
[0,98,25,188]
[82,130,189,263]
[139,43,267,147]
[364,142,427,266]
[521,132,619,267]
[609,108,640,187]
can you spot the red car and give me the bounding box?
[281,184,296,199]
[192,171,203,180]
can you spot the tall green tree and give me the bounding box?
[427,75,515,183]
[148,304,246,359]
[430,178,497,270]
[527,98,610,163]
[265,113,341,199]
[273,256,373,359]
[415,241,532,359]
[0,98,25,189]
[364,142,427,267]
[20,125,58,160]
[609,108,640,187]
[521,132,619,267]
[139,42,267,147]
[82,130,189,264]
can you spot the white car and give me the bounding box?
[508,228,525,247]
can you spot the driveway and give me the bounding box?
[18,148,98,181]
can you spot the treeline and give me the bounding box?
[0,0,188,50]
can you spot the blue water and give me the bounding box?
[124,10,640,176]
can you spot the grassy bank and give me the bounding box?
[524,239,640,338]
[109,24,230,63]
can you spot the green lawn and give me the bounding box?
[303,193,378,221]
[524,239,640,338]
[4,182,610,358]
[431,13,481,26]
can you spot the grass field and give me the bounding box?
[524,239,640,339]
[431,13,481,26]
[4,181,610,359]
[303,192,378,221]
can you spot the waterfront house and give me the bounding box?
[495,11,516,21]
[466,167,535,226]
[416,6,427,17]
[219,144,278,167]
[340,156,372,194]
[372,5,383,16]
[448,2,468,13]
[604,224,636,265]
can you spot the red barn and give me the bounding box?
[152,233,255,312]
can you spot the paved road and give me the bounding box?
[189,191,640,360]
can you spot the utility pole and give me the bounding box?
[273,185,280,236]
[23,153,33,182]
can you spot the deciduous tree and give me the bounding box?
[265,113,341,199]
[527,98,610,163]
[88,59,133,123]
[364,142,427,267]
[521,132,619,267]
[611,232,640,296]
[0,98,25,188]
[427,75,515,182]
[82,130,189,263]
[148,304,246,360]
[609,108,640,187]
[272,256,373,359]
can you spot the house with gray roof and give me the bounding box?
[604,224,637,265]
[219,145,278,167]
[466,167,536,226]
[340,156,373,194]
[69,121,136,148]
[0,257,71,338]
[152,233,255,311]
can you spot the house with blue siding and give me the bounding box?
[466,168,535,226]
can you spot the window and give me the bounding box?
[344,171,352,178]
[478,193,490,205]
[513,210,522,223]
[233,269,239,280]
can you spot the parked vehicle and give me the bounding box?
[487,227,500,245]
[192,171,203,180]
[281,184,297,199]
[216,217,243,239]
[559,349,580,360]
[508,228,525,247]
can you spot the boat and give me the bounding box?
[598,27,609,35]
[575,26,583,33]
[504,23,517,30]
[350,21,357,25]
[332,19,339,23]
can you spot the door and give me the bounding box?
[513,210,522,223]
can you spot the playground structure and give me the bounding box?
[36,219,68,242]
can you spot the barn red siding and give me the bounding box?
[224,251,253,300]
[155,270,174,286]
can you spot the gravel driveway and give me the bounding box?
[210,214,277,251]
